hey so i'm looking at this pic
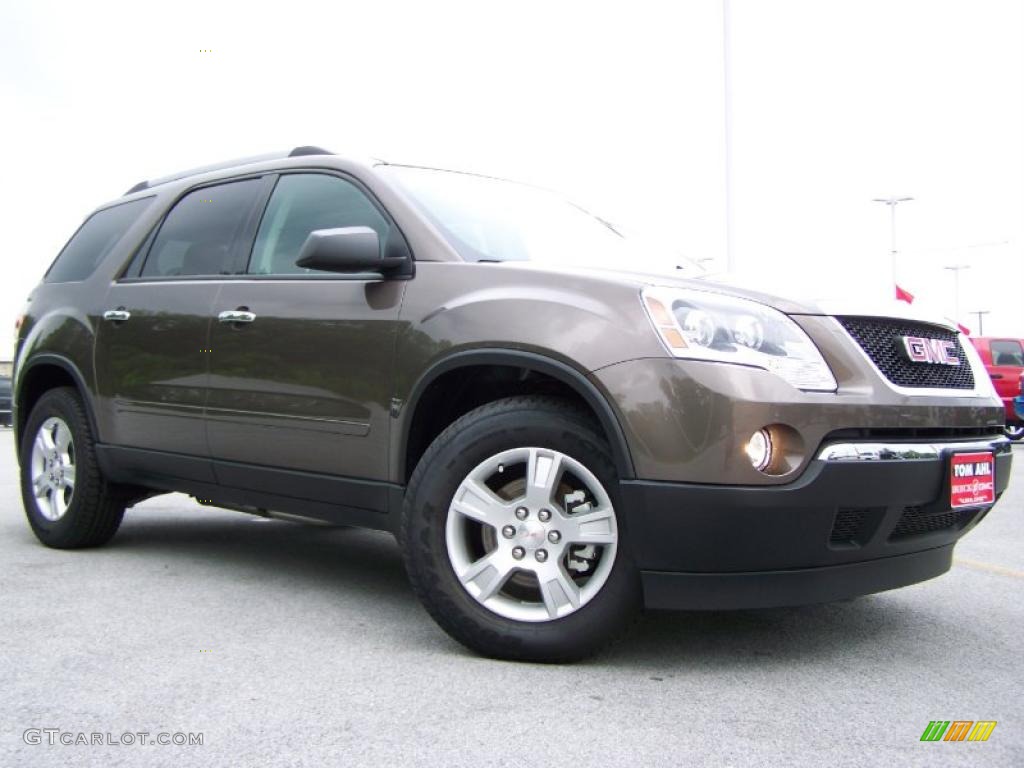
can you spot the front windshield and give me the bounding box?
[381,165,697,273]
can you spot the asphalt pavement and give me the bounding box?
[1,434,1021,767]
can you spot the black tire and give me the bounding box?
[19,387,127,549]
[401,396,641,662]
[1004,424,1024,441]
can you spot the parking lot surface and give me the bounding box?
[1,436,1021,767]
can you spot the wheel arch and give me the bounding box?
[396,349,635,484]
[15,354,99,458]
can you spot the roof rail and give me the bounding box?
[123,146,334,195]
[288,145,332,157]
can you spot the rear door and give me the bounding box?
[205,171,406,484]
[94,178,265,467]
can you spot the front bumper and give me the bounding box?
[591,355,1005,486]
[622,437,1012,609]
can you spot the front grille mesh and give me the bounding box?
[830,508,868,546]
[890,505,977,539]
[837,317,975,390]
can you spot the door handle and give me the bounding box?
[102,309,131,322]
[218,309,256,324]
[989,373,1003,379]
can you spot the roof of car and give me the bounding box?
[122,146,339,196]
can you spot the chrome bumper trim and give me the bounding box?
[818,437,1011,462]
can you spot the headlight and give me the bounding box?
[641,287,838,392]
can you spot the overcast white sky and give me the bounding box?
[1,0,1021,341]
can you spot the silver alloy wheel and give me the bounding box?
[30,416,76,522]
[445,447,618,622]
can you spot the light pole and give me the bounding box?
[872,197,914,291]
[944,264,970,325]
[969,310,990,336]
[723,0,735,272]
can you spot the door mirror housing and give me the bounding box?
[295,227,409,275]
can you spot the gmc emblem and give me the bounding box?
[900,335,961,366]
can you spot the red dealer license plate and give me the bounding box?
[950,452,995,508]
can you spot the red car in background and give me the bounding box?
[1016,370,1024,424]
[971,336,1024,440]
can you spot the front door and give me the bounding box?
[205,172,406,482]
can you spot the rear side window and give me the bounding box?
[141,179,262,278]
[46,198,152,282]
[991,340,1024,366]
[248,174,390,275]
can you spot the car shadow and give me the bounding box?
[601,599,914,669]
[115,509,414,603]
[108,503,933,667]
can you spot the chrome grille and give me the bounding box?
[837,317,975,390]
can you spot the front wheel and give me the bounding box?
[402,396,641,662]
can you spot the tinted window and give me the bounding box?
[141,179,261,277]
[991,340,1024,366]
[248,174,390,275]
[46,198,152,282]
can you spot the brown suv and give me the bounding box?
[12,148,1012,661]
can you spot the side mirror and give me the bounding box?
[295,227,407,274]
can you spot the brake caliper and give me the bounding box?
[563,490,599,574]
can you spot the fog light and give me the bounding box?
[745,428,773,472]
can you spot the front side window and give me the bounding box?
[46,198,153,282]
[248,174,390,275]
[991,340,1024,366]
[141,179,262,278]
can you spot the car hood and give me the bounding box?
[695,270,960,330]
[512,262,959,330]
[491,261,816,313]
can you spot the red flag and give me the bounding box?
[957,323,970,336]
[895,284,914,304]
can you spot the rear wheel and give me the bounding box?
[20,387,127,548]
[402,396,641,662]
